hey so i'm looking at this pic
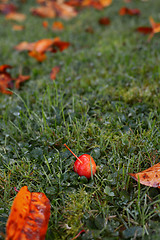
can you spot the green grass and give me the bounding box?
[0,0,160,239]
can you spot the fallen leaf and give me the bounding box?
[31,6,56,18]
[42,20,48,28]
[99,0,112,7]
[136,17,160,40]
[12,24,24,31]
[15,75,30,89]
[14,41,35,51]
[52,21,64,31]
[119,7,140,16]
[50,66,60,80]
[51,38,70,52]
[149,16,160,34]
[28,51,46,62]
[129,162,160,188]
[0,3,17,14]
[136,26,152,34]
[6,186,50,240]
[33,39,55,53]
[5,12,26,21]
[0,64,13,95]
[99,17,110,25]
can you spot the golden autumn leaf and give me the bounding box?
[129,162,160,188]
[5,186,51,240]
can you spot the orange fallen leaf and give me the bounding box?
[6,186,51,240]
[119,7,140,16]
[28,51,46,62]
[12,24,24,31]
[52,21,64,31]
[15,75,30,89]
[149,16,160,34]
[51,38,70,52]
[14,41,35,51]
[33,39,55,53]
[136,17,160,40]
[31,6,56,18]
[0,64,13,95]
[5,12,26,21]
[99,17,110,25]
[42,20,48,28]
[50,66,60,80]
[99,0,112,7]
[129,162,160,188]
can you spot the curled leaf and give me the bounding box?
[6,186,51,240]
[5,12,26,21]
[129,162,160,188]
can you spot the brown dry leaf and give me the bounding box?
[99,17,110,25]
[5,12,26,21]
[50,66,60,80]
[12,24,24,31]
[129,162,160,188]
[15,75,30,89]
[5,186,51,240]
[52,21,64,31]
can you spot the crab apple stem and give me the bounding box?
[64,144,83,164]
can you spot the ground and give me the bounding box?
[0,0,160,239]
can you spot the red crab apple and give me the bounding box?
[64,144,96,179]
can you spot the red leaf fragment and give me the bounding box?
[119,7,140,16]
[0,64,13,95]
[50,66,60,80]
[129,162,160,188]
[136,26,153,34]
[99,17,110,25]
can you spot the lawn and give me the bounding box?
[0,0,160,239]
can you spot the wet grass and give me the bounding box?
[0,0,160,239]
